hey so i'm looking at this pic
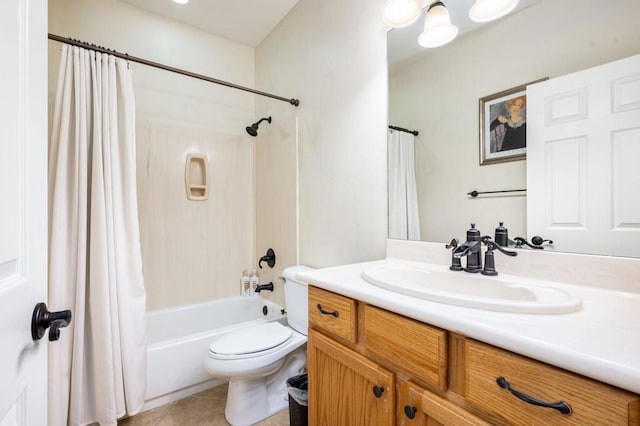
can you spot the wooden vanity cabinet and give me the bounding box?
[307,285,640,425]
[308,329,394,425]
[465,340,640,425]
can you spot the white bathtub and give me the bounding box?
[143,296,286,410]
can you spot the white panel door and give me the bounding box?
[0,0,48,425]
[527,54,640,257]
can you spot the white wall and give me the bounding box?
[49,0,257,310]
[255,0,389,271]
[390,0,640,244]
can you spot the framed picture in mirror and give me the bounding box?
[479,78,548,165]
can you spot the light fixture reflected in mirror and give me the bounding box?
[417,2,458,48]
[469,0,520,22]
[381,0,422,28]
[384,0,521,50]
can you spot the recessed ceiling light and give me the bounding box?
[172,0,189,4]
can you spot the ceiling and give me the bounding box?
[388,0,541,66]
[118,0,539,61]
[119,0,299,47]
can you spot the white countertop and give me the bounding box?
[297,258,640,394]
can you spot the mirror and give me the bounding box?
[387,0,640,257]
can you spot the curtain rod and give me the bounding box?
[467,189,526,198]
[389,125,419,136]
[48,33,300,107]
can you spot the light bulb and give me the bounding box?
[381,0,422,28]
[469,0,519,22]
[417,2,458,48]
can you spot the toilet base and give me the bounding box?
[224,346,306,426]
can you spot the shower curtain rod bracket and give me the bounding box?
[389,125,419,136]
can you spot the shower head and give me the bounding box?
[245,125,258,137]
[245,116,272,137]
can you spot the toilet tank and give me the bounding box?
[282,266,313,335]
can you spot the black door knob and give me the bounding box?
[404,405,418,419]
[372,386,385,398]
[31,302,72,341]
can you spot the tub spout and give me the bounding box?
[255,282,274,293]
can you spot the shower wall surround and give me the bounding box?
[136,122,254,309]
[49,0,256,310]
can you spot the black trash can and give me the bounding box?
[286,373,308,426]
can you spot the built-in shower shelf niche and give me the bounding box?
[185,153,209,201]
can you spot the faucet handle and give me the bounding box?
[513,237,543,250]
[482,241,517,276]
[445,238,458,249]
[531,236,553,246]
[446,238,463,271]
[258,248,276,269]
[482,246,498,276]
[486,240,518,257]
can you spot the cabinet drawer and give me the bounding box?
[465,339,640,425]
[308,286,357,343]
[364,304,447,391]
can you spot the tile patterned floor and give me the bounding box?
[118,384,290,426]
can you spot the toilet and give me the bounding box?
[204,266,312,426]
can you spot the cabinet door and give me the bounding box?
[398,381,490,426]
[397,381,428,426]
[308,329,395,426]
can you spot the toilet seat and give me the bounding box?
[208,322,293,360]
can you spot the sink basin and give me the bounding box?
[361,262,582,314]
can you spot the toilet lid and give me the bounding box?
[208,322,293,357]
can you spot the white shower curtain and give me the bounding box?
[388,130,421,240]
[48,45,147,426]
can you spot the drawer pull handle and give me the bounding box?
[372,386,384,398]
[496,377,572,415]
[317,304,339,317]
[404,405,417,419]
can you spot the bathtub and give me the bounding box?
[142,296,287,410]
